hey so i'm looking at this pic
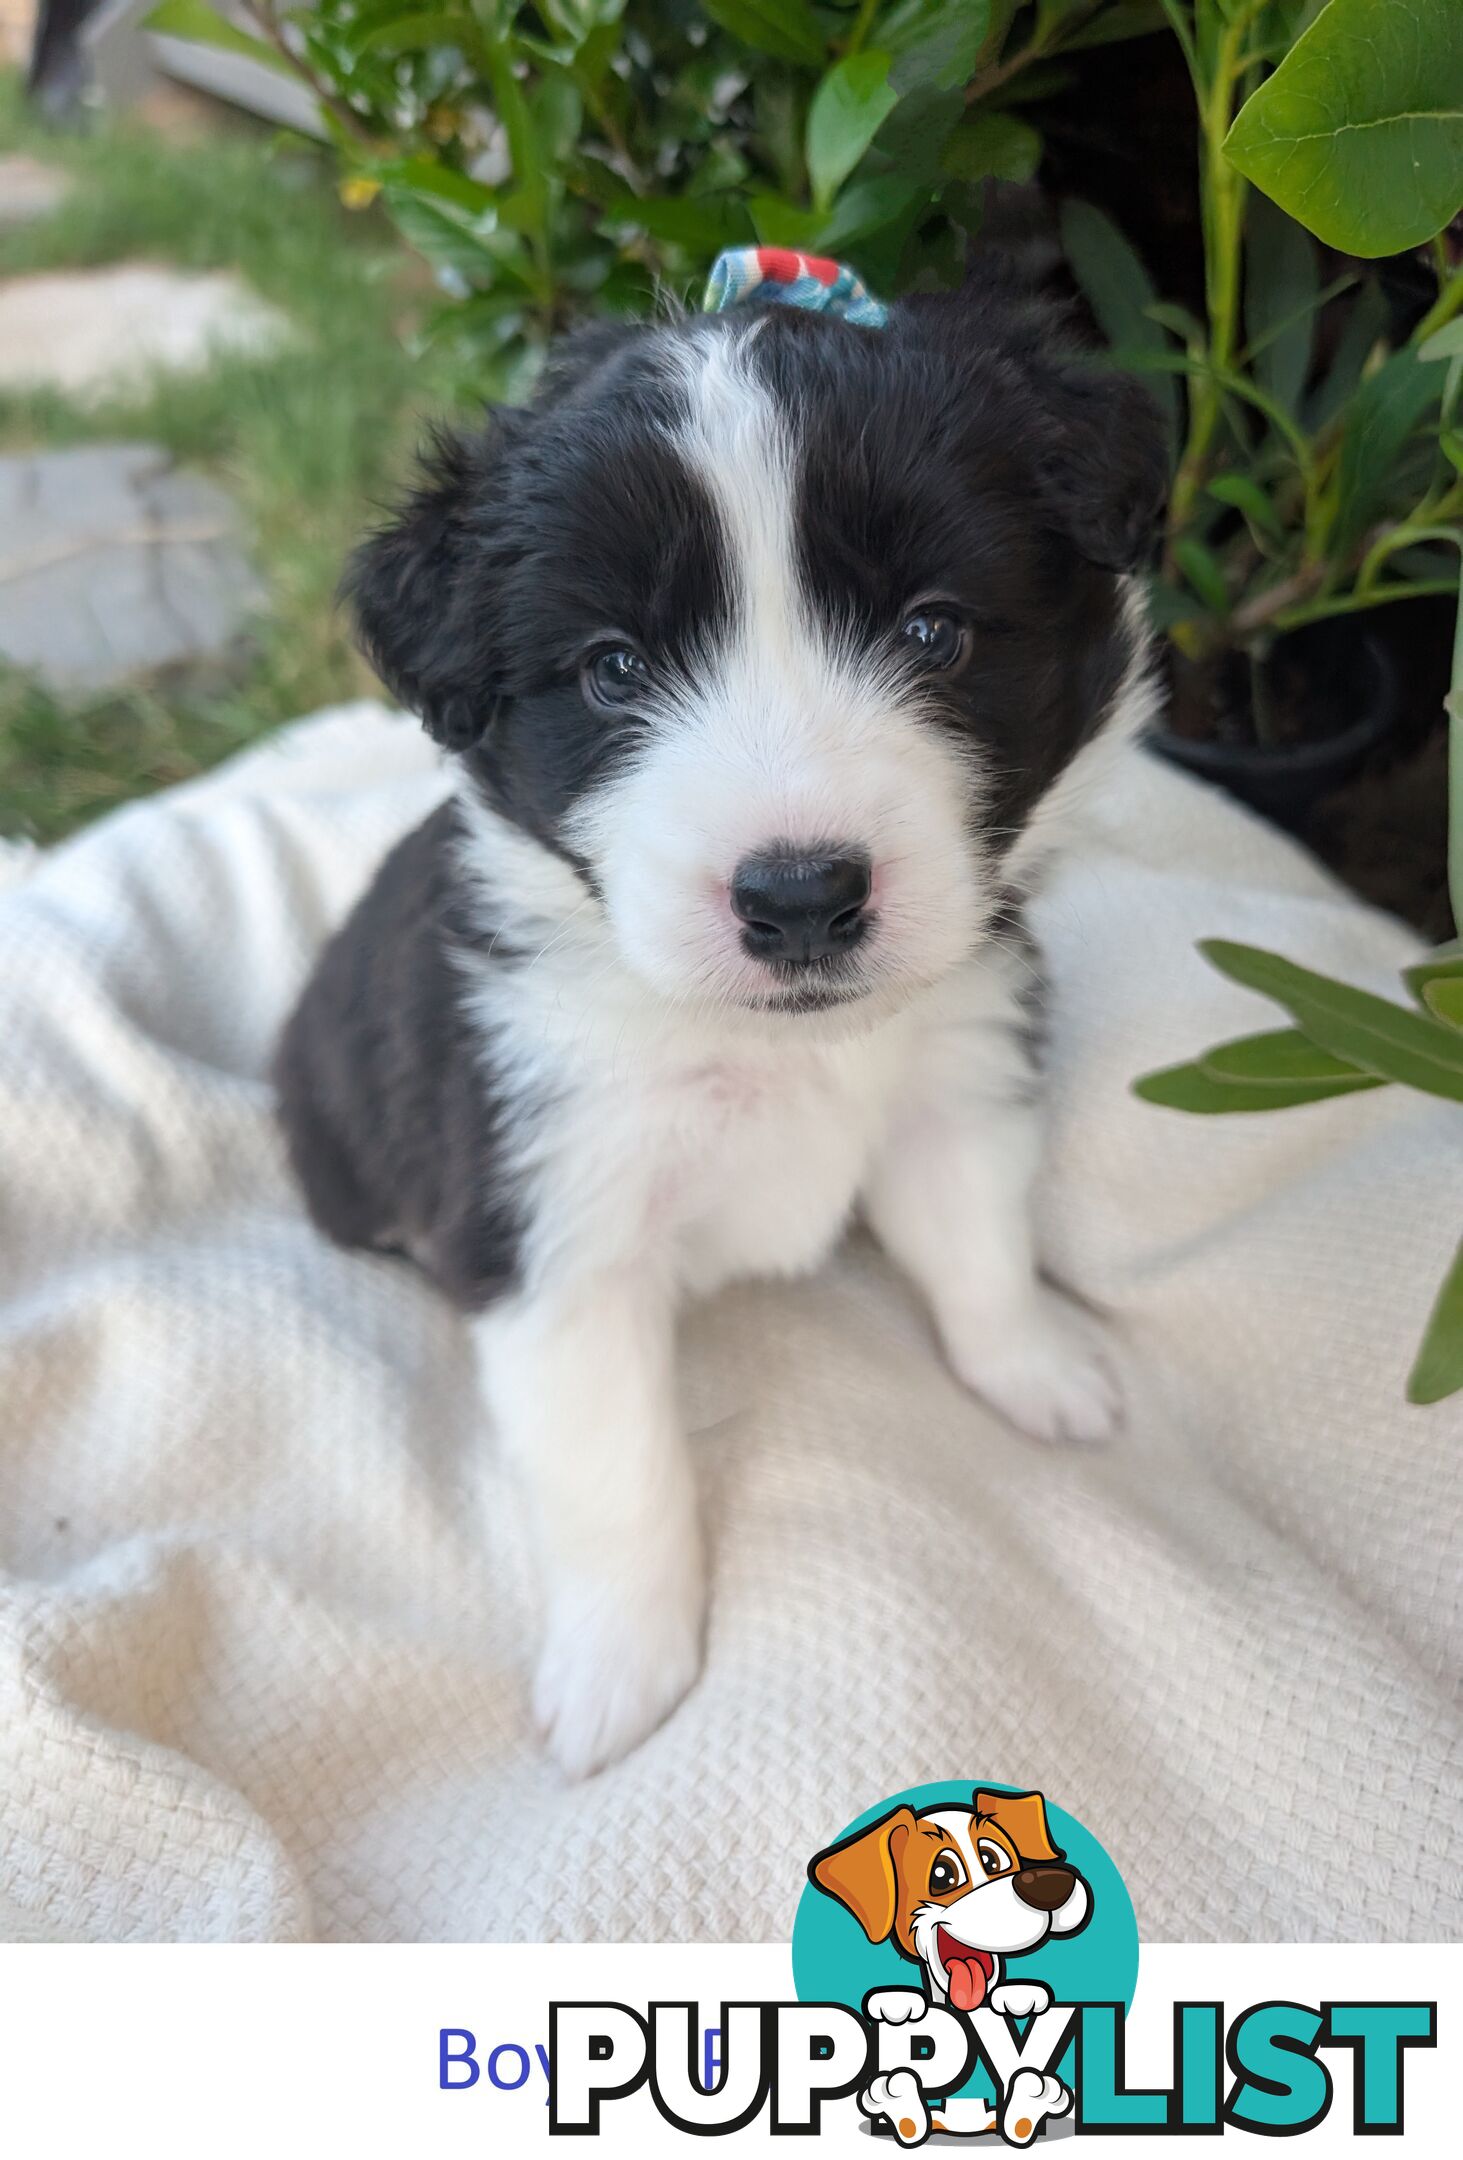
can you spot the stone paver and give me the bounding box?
[0,155,71,231]
[0,443,264,692]
[0,262,291,405]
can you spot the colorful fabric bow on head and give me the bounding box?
[703,247,889,330]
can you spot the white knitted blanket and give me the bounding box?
[1,705,1458,1944]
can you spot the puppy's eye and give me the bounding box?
[977,1840,1011,1878]
[583,645,649,710]
[929,1849,967,1896]
[900,609,967,673]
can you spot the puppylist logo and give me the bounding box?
[532,1779,1438,2140]
[802,1785,1106,2143]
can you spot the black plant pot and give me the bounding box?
[1145,629,1400,834]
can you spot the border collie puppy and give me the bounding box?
[275,271,1164,1777]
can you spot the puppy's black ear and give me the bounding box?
[1037,365,1168,573]
[345,418,523,751]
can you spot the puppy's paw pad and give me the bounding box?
[532,1573,703,1780]
[865,1988,929,2026]
[861,2070,928,2145]
[989,1980,1052,2019]
[948,1295,1120,1446]
[1003,2069,1070,2145]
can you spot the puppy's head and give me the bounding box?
[349,287,1163,1026]
[810,1788,1091,2006]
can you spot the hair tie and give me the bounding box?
[703,246,888,329]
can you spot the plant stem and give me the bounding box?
[1167,6,1253,557]
[1450,553,1463,936]
[247,0,377,149]
[1415,266,1463,348]
[1270,576,1460,632]
[1230,561,1326,637]
[844,0,881,58]
[1356,490,1463,594]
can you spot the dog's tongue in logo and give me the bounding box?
[939,1931,994,2011]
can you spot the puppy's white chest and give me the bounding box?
[664,1039,902,1294]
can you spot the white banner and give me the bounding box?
[0,1941,1453,2153]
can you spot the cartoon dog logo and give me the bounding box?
[809,1788,1091,2146]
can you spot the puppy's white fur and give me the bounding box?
[464,331,1137,1777]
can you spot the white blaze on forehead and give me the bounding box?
[561,320,990,1016]
[668,322,804,664]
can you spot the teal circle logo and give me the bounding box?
[792,1781,1138,2126]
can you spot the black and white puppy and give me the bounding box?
[275,270,1165,1778]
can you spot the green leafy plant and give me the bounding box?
[1061,0,1462,688]
[1128,0,1463,1404]
[1135,938,1463,1404]
[143,0,1167,396]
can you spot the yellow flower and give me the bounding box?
[340,175,382,211]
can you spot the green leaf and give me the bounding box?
[1059,198,1155,345]
[143,0,297,76]
[1404,947,1463,1006]
[1207,472,1283,540]
[1423,976,1463,1028]
[880,0,990,94]
[747,194,823,249]
[816,176,927,252]
[806,50,900,213]
[1407,1236,1463,1403]
[752,76,808,197]
[536,0,624,44]
[382,189,503,288]
[1146,299,1206,344]
[1134,1062,1384,1114]
[940,112,1042,186]
[1420,319,1463,365]
[1201,1028,1377,1084]
[1223,0,1463,257]
[1332,349,1442,558]
[482,34,548,262]
[532,72,583,166]
[871,82,964,186]
[1055,0,1168,51]
[1200,940,1463,1104]
[374,158,498,217]
[1059,197,1176,442]
[597,191,754,253]
[988,59,1076,108]
[1244,190,1318,418]
[1174,536,1230,617]
[701,0,825,68]
[361,12,481,56]
[1306,277,1387,433]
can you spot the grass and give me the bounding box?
[0,70,461,842]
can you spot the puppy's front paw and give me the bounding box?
[945,1290,1120,1445]
[988,1980,1052,2020]
[865,1987,930,2026]
[533,1554,704,1780]
[860,2070,929,2146]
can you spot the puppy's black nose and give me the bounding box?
[731,851,871,965]
[1012,1865,1077,1912]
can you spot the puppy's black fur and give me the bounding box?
[274,802,527,1305]
[276,269,1163,1310]
[344,275,1162,843]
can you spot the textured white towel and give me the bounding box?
[0,704,1458,1945]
